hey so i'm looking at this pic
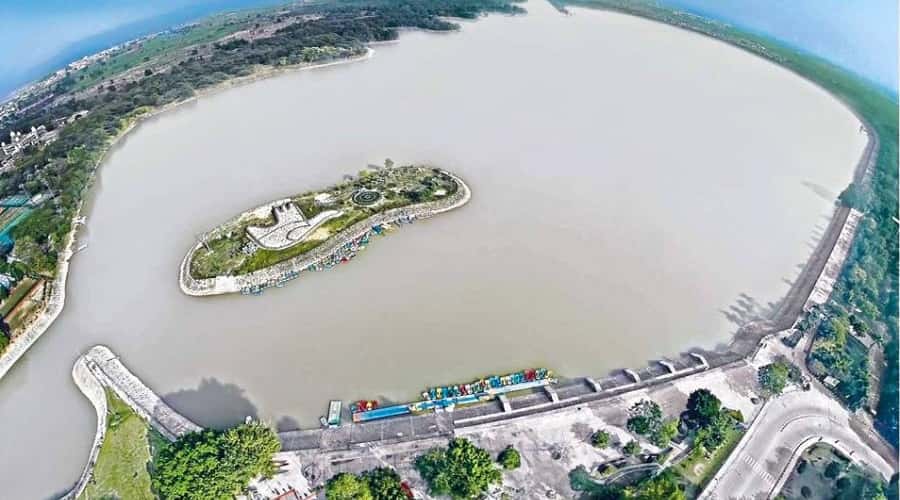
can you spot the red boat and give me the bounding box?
[350,400,379,413]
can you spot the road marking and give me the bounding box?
[742,454,776,484]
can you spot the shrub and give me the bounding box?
[623,440,640,456]
[592,430,611,448]
[497,446,521,470]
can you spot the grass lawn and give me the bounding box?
[0,277,36,316]
[673,426,744,496]
[80,390,157,500]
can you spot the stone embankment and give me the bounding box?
[0,206,82,381]
[64,355,109,500]
[64,346,201,498]
[76,345,200,440]
[179,170,471,296]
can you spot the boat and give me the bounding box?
[320,400,342,428]
[423,368,554,400]
[349,400,379,413]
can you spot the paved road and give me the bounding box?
[700,389,897,500]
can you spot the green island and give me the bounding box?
[180,164,469,296]
[190,164,463,279]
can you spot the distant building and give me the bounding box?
[1,125,47,157]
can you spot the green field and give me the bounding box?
[79,390,160,500]
[189,165,460,279]
[673,427,744,496]
[71,12,258,91]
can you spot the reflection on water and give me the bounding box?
[0,2,866,497]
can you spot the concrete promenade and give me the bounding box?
[178,170,471,296]
[64,355,109,500]
[77,345,201,441]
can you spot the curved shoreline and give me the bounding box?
[0,7,889,498]
[178,170,472,296]
[0,49,377,382]
[65,355,109,500]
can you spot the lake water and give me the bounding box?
[0,2,866,497]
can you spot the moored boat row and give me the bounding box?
[344,368,556,424]
[239,214,419,295]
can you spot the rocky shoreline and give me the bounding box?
[178,170,471,297]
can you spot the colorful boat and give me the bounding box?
[350,400,380,413]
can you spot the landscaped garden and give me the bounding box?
[188,164,461,279]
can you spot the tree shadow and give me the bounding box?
[719,292,769,327]
[276,415,301,432]
[163,378,258,430]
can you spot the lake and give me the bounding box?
[0,1,866,497]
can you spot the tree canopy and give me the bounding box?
[152,422,280,500]
[415,438,501,499]
[685,389,722,429]
[326,473,373,500]
[758,361,791,395]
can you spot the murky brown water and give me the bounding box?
[0,2,866,497]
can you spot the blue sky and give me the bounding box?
[661,0,898,91]
[0,0,896,97]
[0,0,280,98]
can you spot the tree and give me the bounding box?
[497,446,521,470]
[695,413,732,451]
[627,400,663,437]
[624,470,685,500]
[651,419,679,447]
[326,472,373,500]
[592,430,611,448]
[801,486,812,498]
[825,461,844,479]
[685,389,722,428]
[758,362,791,395]
[415,438,501,499]
[152,422,280,500]
[623,440,640,456]
[362,467,406,500]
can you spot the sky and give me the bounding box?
[0,0,282,98]
[661,0,898,92]
[0,0,896,97]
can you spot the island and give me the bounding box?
[179,164,471,296]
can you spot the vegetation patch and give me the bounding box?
[79,390,156,500]
[152,421,280,500]
[775,443,890,500]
